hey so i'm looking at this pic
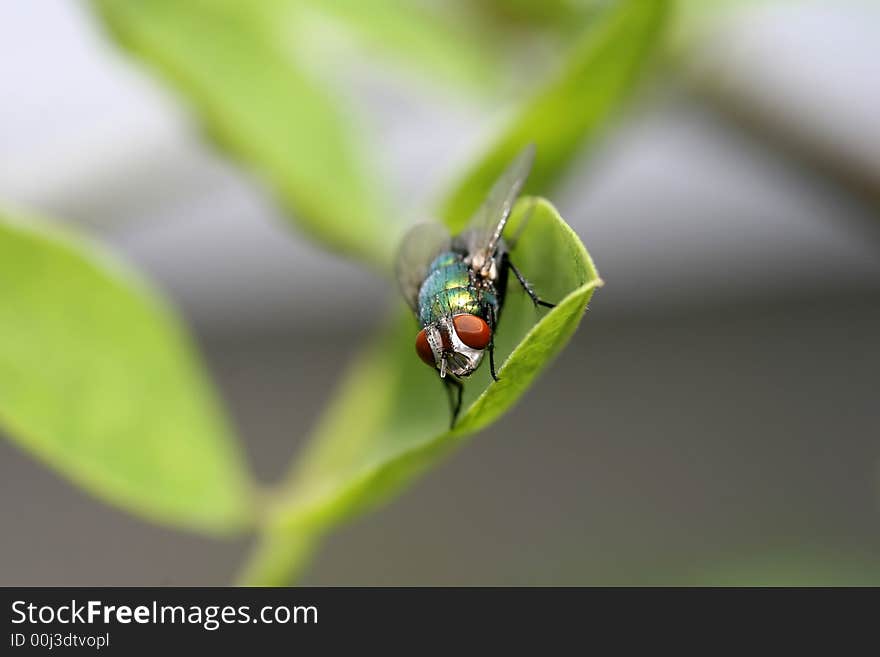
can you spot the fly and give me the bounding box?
[395,144,555,427]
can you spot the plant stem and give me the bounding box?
[236,526,321,587]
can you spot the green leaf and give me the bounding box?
[675,0,771,40]
[469,0,589,28]
[236,0,669,586]
[91,0,393,267]
[0,211,252,533]
[441,0,670,231]
[682,549,880,586]
[286,0,502,91]
[238,198,601,585]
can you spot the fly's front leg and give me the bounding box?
[486,304,500,382]
[507,259,556,309]
[443,376,464,428]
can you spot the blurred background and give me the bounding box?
[2,0,879,584]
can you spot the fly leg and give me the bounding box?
[507,260,556,309]
[443,376,464,429]
[486,304,500,382]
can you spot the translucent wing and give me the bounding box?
[395,222,452,311]
[464,143,535,262]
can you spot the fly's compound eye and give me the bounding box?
[415,328,436,367]
[453,314,492,350]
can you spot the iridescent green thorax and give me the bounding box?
[418,250,497,327]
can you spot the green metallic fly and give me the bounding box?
[396,144,555,427]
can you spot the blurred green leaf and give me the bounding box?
[683,548,880,586]
[442,0,669,231]
[469,0,592,30]
[286,0,502,90]
[0,211,252,533]
[239,198,601,584]
[675,0,771,37]
[669,0,783,51]
[92,0,392,266]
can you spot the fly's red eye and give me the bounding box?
[453,314,492,350]
[415,329,435,366]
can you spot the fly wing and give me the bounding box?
[464,143,535,262]
[395,222,452,311]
